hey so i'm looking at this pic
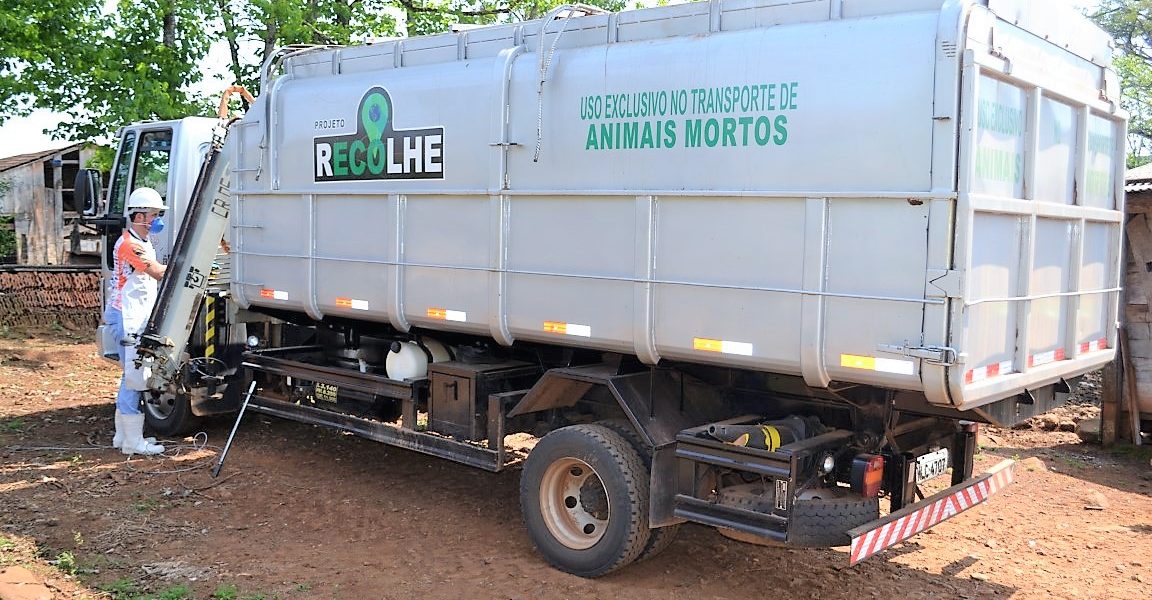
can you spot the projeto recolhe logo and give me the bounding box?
[314,87,444,181]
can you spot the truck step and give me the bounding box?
[247,395,507,472]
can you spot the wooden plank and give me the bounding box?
[1101,359,1120,446]
[1131,337,1152,360]
[1126,304,1152,323]
[1127,214,1152,264]
[1120,327,1144,445]
[1128,322,1152,340]
[1124,215,1152,311]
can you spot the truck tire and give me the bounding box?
[596,419,681,562]
[520,424,651,577]
[787,496,880,547]
[143,391,201,437]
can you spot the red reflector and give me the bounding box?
[851,454,885,498]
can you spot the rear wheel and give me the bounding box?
[596,418,681,561]
[143,391,201,436]
[520,424,651,577]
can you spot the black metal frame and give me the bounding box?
[672,416,854,541]
[239,348,521,472]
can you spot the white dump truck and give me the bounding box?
[76,0,1125,576]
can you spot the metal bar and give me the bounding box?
[211,379,258,478]
[230,252,948,306]
[225,188,961,199]
[673,495,788,541]
[247,395,504,472]
[241,351,416,399]
[673,444,791,479]
[965,287,1122,305]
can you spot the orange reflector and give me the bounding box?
[543,321,567,334]
[693,337,724,352]
[851,454,885,498]
[427,308,447,319]
[336,297,352,308]
[841,354,876,370]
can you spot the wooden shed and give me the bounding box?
[1113,163,1152,443]
[0,144,101,265]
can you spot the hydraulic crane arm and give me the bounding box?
[136,129,234,391]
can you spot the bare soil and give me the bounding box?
[1,332,1150,599]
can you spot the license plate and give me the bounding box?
[916,448,950,483]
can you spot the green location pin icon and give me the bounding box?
[361,91,390,161]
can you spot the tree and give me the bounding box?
[1092,0,1152,164]
[1,0,629,145]
[0,0,214,141]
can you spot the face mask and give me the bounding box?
[149,216,165,235]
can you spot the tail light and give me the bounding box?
[850,454,885,498]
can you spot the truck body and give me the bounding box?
[91,0,1125,577]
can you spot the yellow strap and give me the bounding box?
[761,425,782,451]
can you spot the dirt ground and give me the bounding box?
[1,332,1150,600]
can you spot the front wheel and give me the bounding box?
[143,391,201,436]
[519,424,651,577]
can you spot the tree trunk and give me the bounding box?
[217,0,244,86]
[162,11,176,48]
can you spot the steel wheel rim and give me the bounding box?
[539,457,610,550]
[143,393,176,420]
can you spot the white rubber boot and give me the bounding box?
[112,410,156,450]
[112,409,124,449]
[120,413,165,456]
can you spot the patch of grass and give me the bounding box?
[153,585,192,600]
[52,550,78,575]
[212,584,238,600]
[294,582,311,592]
[1061,456,1088,469]
[0,537,15,551]
[1108,443,1152,464]
[0,418,24,433]
[98,580,196,600]
[98,578,139,598]
[132,497,162,513]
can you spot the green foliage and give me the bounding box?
[152,585,192,600]
[1093,1,1152,162]
[212,584,238,600]
[85,145,115,172]
[52,550,78,575]
[1,0,629,143]
[98,579,139,598]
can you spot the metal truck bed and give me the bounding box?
[226,0,1125,413]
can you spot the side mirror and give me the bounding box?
[71,169,102,217]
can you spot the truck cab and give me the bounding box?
[94,118,216,271]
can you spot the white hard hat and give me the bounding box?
[126,187,168,212]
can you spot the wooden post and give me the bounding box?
[1101,358,1120,446]
[1120,327,1142,444]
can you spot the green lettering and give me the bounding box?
[685,119,701,147]
[586,124,599,150]
[722,118,737,146]
[332,141,349,176]
[641,121,654,148]
[622,122,639,149]
[704,119,720,147]
[367,139,386,174]
[664,120,676,147]
[773,115,788,145]
[349,139,366,175]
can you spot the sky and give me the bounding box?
[0,0,1102,159]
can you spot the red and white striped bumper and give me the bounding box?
[845,459,1016,565]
